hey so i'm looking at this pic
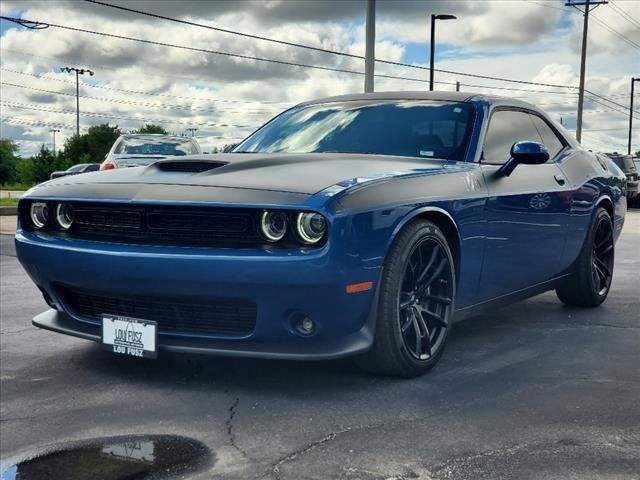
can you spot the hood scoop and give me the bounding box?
[155,160,229,173]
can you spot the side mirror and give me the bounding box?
[498,141,549,176]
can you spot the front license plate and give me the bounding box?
[102,315,157,359]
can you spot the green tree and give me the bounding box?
[0,138,19,184]
[15,145,58,185]
[134,124,168,134]
[60,124,121,164]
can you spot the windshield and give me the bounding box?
[235,100,475,161]
[115,137,198,156]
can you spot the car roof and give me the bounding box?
[297,90,536,109]
[119,134,193,140]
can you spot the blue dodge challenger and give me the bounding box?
[15,92,627,376]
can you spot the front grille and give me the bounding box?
[68,203,262,247]
[57,285,257,337]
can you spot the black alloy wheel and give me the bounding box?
[398,237,453,361]
[591,215,614,296]
[357,219,456,377]
[556,207,615,307]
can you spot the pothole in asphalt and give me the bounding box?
[428,441,640,480]
[0,434,211,480]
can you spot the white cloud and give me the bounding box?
[0,0,637,156]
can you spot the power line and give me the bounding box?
[1,116,248,140]
[0,98,260,129]
[0,16,378,77]
[532,0,640,49]
[3,66,579,109]
[0,14,579,90]
[0,17,459,87]
[1,116,75,130]
[586,95,640,119]
[457,82,578,96]
[589,12,640,49]
[0,47,292,102]
[3,71,633,121]
[0,14,631,117]
[2,12,631,102]
[585,88,639,114]
[583,127,632,131]
[84,0,368,62]
[609,0,640,29]
[0,81,272,120]
[0,69,282,114]
[80,0,578,89]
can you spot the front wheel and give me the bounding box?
[357,220,455,377]
[556,207,615,307]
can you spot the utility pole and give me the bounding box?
[629,77,639,155]
[456,81,460,92]
[364,0,375,93]
[186,128,198,137]
[61,67,95,136]
[49,129,60,155]
[565,0,608,143]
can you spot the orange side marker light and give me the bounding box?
[346,281,373,293]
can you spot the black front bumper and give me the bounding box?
[32,309,374,361]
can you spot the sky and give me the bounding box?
[0,0,638,157]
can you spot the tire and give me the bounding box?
[357,219,456,377]
[556,207,615,307]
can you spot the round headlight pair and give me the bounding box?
[29,202,74,230]
[260,210,326,245]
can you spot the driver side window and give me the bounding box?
[482,110,542,165]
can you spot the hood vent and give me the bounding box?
[156,161,228,173]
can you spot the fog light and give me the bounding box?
[295,316,315,336]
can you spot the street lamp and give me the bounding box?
[60,67,94,136]
[429,14,457,91]
[49,129,60,155]
[629,77,639,155]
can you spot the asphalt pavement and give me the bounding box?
[1,212,639,480]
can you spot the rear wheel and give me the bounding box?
[556,207,614,307]
[357,220,455,377]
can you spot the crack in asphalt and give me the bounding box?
[425,438,640,479]
[271,430,348,480]
[581,323,640,330]
[269,413,445,480]
[0,415,38,423]
[226,396,250,460]
[1,328,33,335]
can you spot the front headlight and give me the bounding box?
[260,210,288,242]
[295,212,326,244]
[29,202,49,229]
[55,203,75,230]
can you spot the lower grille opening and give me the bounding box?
[57,285,256,337]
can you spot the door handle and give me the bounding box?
[554,174,566,186]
